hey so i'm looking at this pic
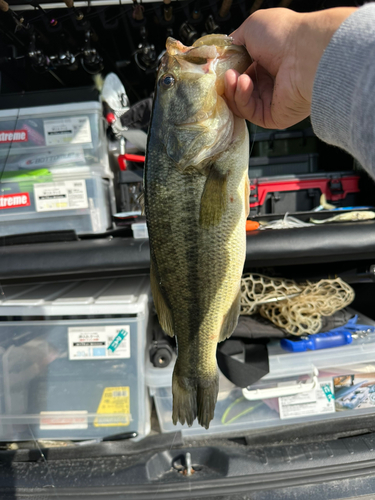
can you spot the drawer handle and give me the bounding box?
[242,367,319,400]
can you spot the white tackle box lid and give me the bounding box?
[0,101,102,119]
[0,276,150,317]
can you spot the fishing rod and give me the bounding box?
[71,0,104,74]
[0,1,66,85]
[0,0,30,31]
[7,0,102,75]
[218,0,233,19]
[163,0,173,23]
[63,0,84,21]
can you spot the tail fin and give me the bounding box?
[172,364,219,429]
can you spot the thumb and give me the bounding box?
[230,24,246,48]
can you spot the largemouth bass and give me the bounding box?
[144,34,250,429]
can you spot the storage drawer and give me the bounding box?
[0,167,114,236]
[0,101,110,177]
[147,310,375,437]
[0,277,151,441]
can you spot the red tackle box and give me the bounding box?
[249,171,361,216]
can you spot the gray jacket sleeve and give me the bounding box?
[311,4,375,179]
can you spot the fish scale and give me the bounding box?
[145,34,250,429]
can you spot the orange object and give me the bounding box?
[246,220,260,232]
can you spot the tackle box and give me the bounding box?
[0,101,111,177]
[0,166,115,236]
[0,277,151,441]
[249,153,319,178]
[251,131,317,158]
[249,124,318,158]
[249,118,316,154]
[146,310,375,437]
[250,171,361,216]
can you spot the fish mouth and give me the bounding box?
[167,37,219,59]
[160,34,248,169]
[166,36,250,98]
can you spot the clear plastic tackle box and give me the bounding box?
[0,102,111,177]
[0,277,151,441]
[147,309,375,437]
[0,166,115,236]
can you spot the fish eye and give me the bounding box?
[161,73,175,89]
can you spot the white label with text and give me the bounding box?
[34,179,88,212]
[44,116,92,145]
[279,379,335,419]
[68,326,131,360]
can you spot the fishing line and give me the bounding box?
[0,91,25,299]
[28,426,61,498]
[151,430,179,500]
[246,49,259,163]
[0,96,23,185]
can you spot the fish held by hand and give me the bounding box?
[144,34,251,429]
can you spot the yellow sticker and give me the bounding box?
[94,387,131,427]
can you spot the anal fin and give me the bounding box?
[150,263,174,337]
[199,168,228,229]
[218,289,241,342]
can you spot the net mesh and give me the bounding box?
[240,273,355,335]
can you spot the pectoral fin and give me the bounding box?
[218,289,241,342]
[150,263,174,337]
[199,168,228,228]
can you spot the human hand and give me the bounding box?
[224,7,357,129]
